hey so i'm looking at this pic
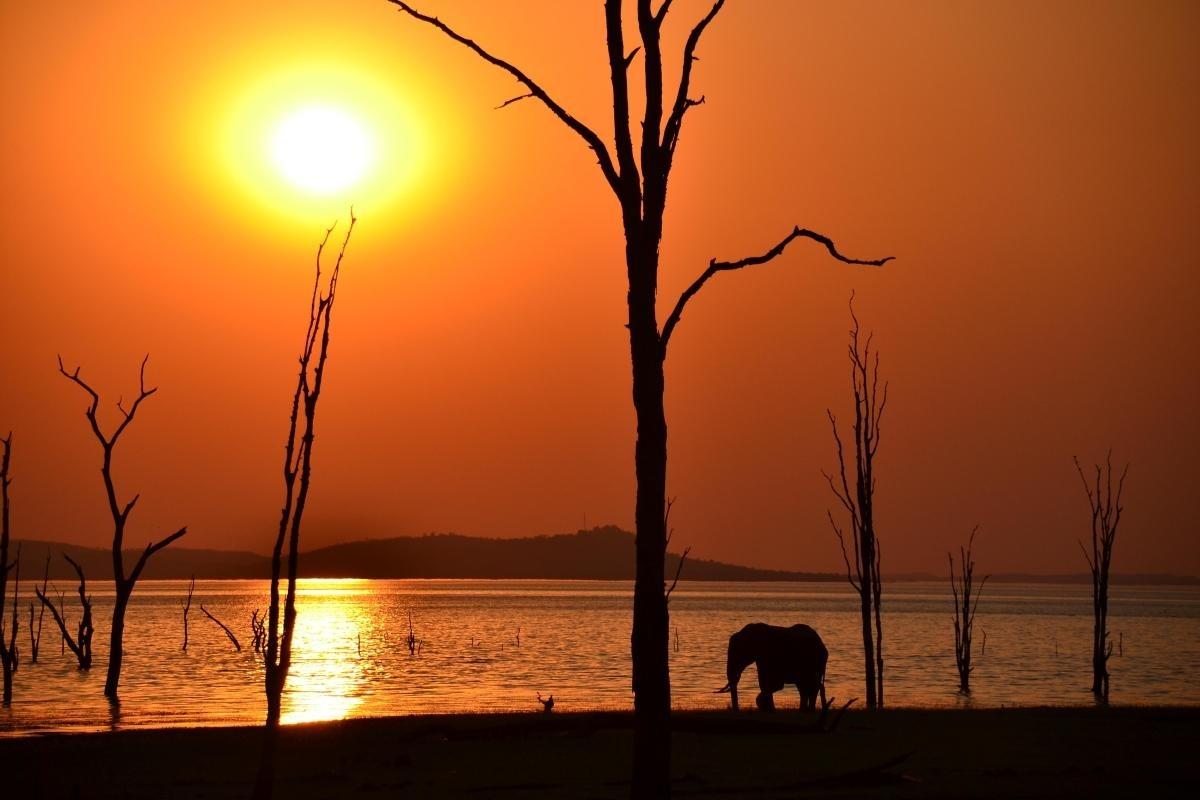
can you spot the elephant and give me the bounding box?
[717,623,828,712]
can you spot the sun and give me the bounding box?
[203,58,438,225]
[269,105,375,196]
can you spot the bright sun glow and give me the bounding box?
[203,57,439,225]
[269,106,375,195]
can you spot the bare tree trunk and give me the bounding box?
[386,3,891,794]
[872,540,883,706]
[630,288,671,793]
[106,591,129,698]
[182,575,194,652]
[824,298,888,709]
[858,561,876,708]
[1,435,17,705]
[1075,453,1127,701]
[949,527,988,694]
[254,216,355,800]
[29,550,49,663]
[58,356,187,700]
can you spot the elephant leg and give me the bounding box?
[756,668,779,712]
[797,684,812,711]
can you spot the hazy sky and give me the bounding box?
[1,1,1196,575]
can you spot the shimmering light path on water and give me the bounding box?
[2,580,1197,735]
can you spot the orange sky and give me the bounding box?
[1,1,1196,575]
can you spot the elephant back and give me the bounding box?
[787,624,829,660]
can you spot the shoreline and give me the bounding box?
[3,707,1196,798]
[5,700,1200,740]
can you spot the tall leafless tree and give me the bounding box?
[1,434,18,704]
[1075,452,1128,701]
[385,4,891,793]
[949,526,987,694]
[253,215,355,800]
[824,299,887,708]
[35,555,94,670]
[58,356,188,699]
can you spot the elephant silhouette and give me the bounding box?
[717,622,828,712]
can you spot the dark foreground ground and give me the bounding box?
[3,707,1197,798]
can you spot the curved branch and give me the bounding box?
[387,1,621,196]
[662,0,726,159]
[660,226,893,354]
[201,604,242,651]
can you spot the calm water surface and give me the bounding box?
[2,579,1197,736]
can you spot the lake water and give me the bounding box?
[1,579,1197,736]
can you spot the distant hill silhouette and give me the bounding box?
[10,527,835,582]
[11,527,1198,584]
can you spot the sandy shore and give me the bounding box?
[3,707,1196,798]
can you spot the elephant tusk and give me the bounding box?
[714,683,732,694]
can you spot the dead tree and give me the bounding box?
[29,550,50,663]
[406,609,417,655]
[1075,452,1129,701]
[35,555,93,670]
[949,526,988,694]
[824,299,887,708]
[1,435,17,704]
[181,575,195,652]
[200,605,242,651]
[251,609,266,654]
[58,356,188,699]
[384,5,890,794]
[254,215,355,800]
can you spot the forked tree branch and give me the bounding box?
[386,1,622,195]
[57,355,158,449]
[660,226,894,354]
[128,527,189,586]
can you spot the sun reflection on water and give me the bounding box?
[280,580,370,725]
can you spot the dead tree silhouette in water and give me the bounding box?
[201,605,242,651]
[1,435,18,704]
[181,575,195,651]
[949,526,988,694]
[254,215,355,800]
[824,299,887,708]
[29,550,50,663]
[1075,452,1128,701]
[58,356,187,699]
[35,555,94,670]
[385,4,891,792]
[251,609,266,654]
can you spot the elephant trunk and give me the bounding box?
[724,663,747,712]
[714,680,739,711]
[725,630,754,712]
